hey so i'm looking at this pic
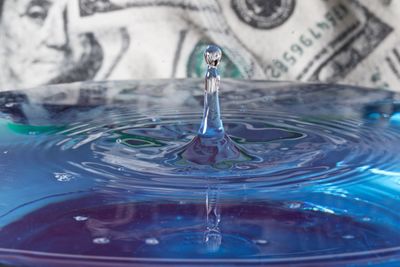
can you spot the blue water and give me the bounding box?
[0,80,400,266]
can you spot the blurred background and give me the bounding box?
[1,0,400,91]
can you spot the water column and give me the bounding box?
[198,45,224,138]
[178,44,249,166]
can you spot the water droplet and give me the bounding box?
[74,216,88,221]
[28,131,38,135]
[93,237,110,244]
[116,139,122,144]
[287,202,302,209]
[117,167,124,171]
[361,217,371,222]
[145,238,159,245]
[54,172,74,182]
[5,103,14,107]
[253,239,269,245]
[342,234,355,239]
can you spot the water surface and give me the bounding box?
[0,80,399,266]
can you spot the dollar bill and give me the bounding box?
[2,0,400,91]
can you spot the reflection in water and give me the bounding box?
[204,185,221,252]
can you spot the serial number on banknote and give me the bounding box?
[264,3,349,79]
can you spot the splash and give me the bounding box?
[179,45,250,167]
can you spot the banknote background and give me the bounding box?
[1,0,400,91]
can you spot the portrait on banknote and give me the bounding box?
[0,0,103,89]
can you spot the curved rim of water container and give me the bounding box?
[0,245,399,266]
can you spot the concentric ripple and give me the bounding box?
[1,80,400,266]
[5,107,400,191]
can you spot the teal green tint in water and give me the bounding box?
[0,80,400,266]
